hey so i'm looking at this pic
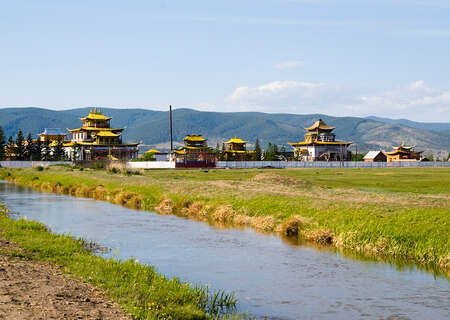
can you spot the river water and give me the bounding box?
[0,181,448,319]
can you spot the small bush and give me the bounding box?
[93,161,105,170]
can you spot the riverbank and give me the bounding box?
[0,203,236,319]
[0,236,130,319]
[1,166,449,276]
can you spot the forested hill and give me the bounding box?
[1,107,450,155]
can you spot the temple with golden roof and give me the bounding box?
[386,142,423,162]
[65,108,139,160]
[172,134,216,167]
[288,119,351,161]
[222,137,254,161]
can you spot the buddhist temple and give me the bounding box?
[288,119,351,161]
[39,128,67,143]
[222,138,253,161]
[172,134,216,167]
[385,142,423,162]
[144,148,168,161]
[65,108,139,160]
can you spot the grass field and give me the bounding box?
[1,166,449,276]
[0,203,237,320]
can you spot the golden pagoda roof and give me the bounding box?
[304,119,335,131]
[80,108,112,121]
[107,154,119,161]
[184,135,206,142]
[225,138,248,144]
[145,148,162,154]
[94,131,120,137]
[68,127,123,132]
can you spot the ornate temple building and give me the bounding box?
[386,143,423,162]
[172,135,216,167]
[65,108,139,161]
[222,138,253,161]
[39,128,67,142]
[288,119,351,161]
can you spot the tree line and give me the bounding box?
[0,126,78,161]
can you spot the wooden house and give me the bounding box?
[363,151,387,162]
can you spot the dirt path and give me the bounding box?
[0,238,131,320]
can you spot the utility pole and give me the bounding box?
[169,105,173,152]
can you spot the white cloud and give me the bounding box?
[275,60,304,70]
[224,80,450,121]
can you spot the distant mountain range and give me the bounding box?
[1,107,449,157]
[366,116,450,132]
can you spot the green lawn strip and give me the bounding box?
[0,204,236,320]
[1,167,449,273]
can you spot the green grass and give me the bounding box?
[1,166,449,276]
[0,204,237,320]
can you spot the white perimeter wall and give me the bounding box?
[127,161,175,169]
[0,161,72,168]
[216,161,450,168]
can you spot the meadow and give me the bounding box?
[1,166,449,276]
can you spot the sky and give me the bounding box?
[1,0,450,121]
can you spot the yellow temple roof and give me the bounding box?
[304,119,335,131]
[184,135,206,142]
[145,148,162,154]
[68,127,123,132]
[80,108,112,121]
[95,131,120,137]
[225,138,248,144]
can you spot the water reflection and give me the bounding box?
[0,181,449,320]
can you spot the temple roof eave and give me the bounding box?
[68,127,124,132]
[288,141,352,146]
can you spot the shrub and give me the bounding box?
[93,161,104,170]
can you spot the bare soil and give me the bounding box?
[0,238,131,320]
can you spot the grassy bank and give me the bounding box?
[0,203,237,319]
[1,166,449,276]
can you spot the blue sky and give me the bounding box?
[1,0,450,121]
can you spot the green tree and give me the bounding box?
[0,126,5,161]
[425,154,434,161]
[264,143,279,161]
[25,133,34,161]
[53,137,65,161]
[42,137,52,161]
[351,153,364,161]
[33,139,42,161]
[6,136,15,160]
[253,138,261,161]
[15,130,26,160]
[71,142,80,161]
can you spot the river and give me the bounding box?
[0,181,448,319]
